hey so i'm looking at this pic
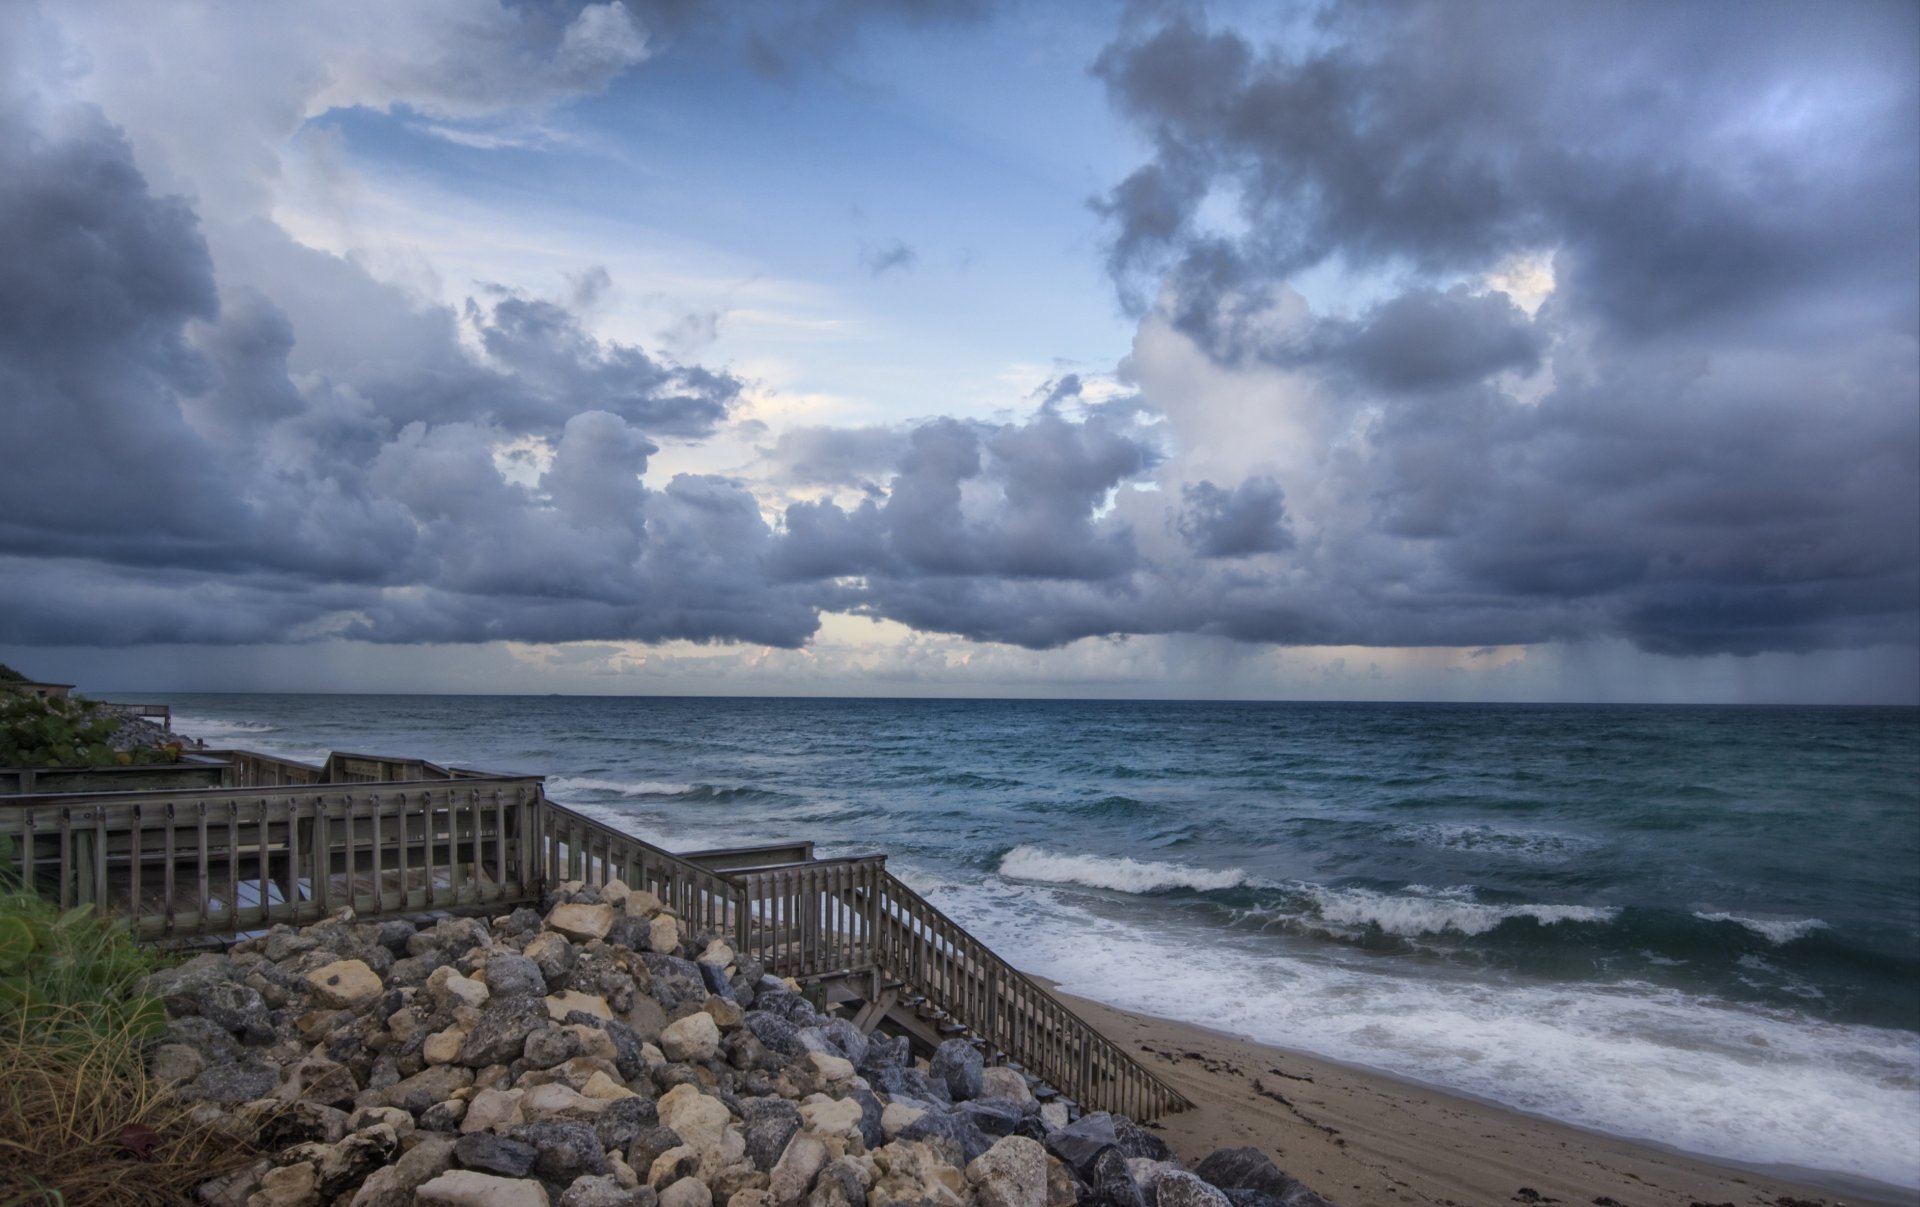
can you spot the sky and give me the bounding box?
[0,0,1916,704]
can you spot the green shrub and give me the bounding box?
[0,695,180,769]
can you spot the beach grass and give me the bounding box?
[0,841,253,1206]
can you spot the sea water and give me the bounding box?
[155,695,1920,1189]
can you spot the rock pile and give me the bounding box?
[144,879,1334,1207]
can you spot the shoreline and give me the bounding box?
[1038,980,1912,1207]
[145,703,1918,1204]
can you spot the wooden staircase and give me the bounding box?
[2,764,1191,1121]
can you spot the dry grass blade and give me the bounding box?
[0,1002,257,1207]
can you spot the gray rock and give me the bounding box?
[314,1124,402,1200]
[482,953,548,999]
[189,1059,278,1104]
[457,994,549,1067]
[418,1099,468,1132]
[601,1018,648,1080]
[1152,1170,1232,1207]
[371,1064,474,1115]
[561,1175,655,1207]
[1224,1185,1334,1207]
[931,1039,984,1102]
[638,953,705,1011]
[454,1131,540,1178]
[897,1107,993,1165]
[594,1094,659,1153]
[958,1099,1024,1139]
[165,1014,242,1064]
[1045,1113,1119,1179]
[525,1027,585,1070]
[512,1119,612,1183]
[346,1135,457,1207]
[1089,1149,1146,1207]
[1113,1117,1174,1163]
[967,1135,1049,1207]
[869,1065,948,1104]
[625,1124,685,1174]
[807,1158,867,1207]
[194,980,274,1043]
[743,1106,800,1171]
[855,1033,907,1074]
[816,1019,867,1067]
[741,1012,804,1059]
[848,1089,885,1150]
[389,950,450,988]
[371,920,417,956]
[1192,1149,1327,1206]
[256,1101,352,1148]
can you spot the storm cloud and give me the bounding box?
[0,0,1914,674]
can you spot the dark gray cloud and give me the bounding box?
[1094,2,1918,344]
[3,0,1914,676]
[1178,476,1292,558]
[0,96,817,650]
[759,410,1166,645]
[1073,0,1920,658]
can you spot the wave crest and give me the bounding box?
[1694,911,1830,945]
[1308,884,1616,937]
[548,776,695,798]
[999,846,1247,893]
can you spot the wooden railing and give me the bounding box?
[865,870,1190,1120]
[0,779,543,938]
[728,856,1189,1119]
[204,749,328,788]
[324,751,456,783]
[535,804,742,943]
[734,856,890,980]
[0,774,1188,1119]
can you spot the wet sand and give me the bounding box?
[1042,982,1911,1207]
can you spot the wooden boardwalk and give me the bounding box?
[1,751,1191,1120]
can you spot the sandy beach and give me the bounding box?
[1045,983,1911,1207]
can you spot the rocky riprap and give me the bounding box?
[144,878,1335,1207]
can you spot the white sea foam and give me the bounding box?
[1395,823,1597,862]
[1307,883,1616,937]
[999,846,1248,893]
[172,714,279,740]
[547,776,695,798]
[923,874,1920,1191]
[1695,911,1830,945]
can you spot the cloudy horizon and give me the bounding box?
[2,0,1915,704]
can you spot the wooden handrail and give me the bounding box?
[0,776,1188,1120]
[864,869,1192,1120]
[533,799,744,946]
[0,778,543,938]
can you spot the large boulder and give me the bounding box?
[459,995,551,1067]
[1152,1170,1233,1207]
[455,1131,542,1179]
[548,903,616,943]
[660,1012,721,1063]
[512,1120,613,1183]
[967,1135,1049,1207]
[930,1040,983,1103]
[306,959,383,1010]
[416,1169,553,1206]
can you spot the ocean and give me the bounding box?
[152,694,1919,1190]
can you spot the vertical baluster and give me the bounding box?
[398,790,413,909]
[128,804,145,931]
[255,799,271,927]
[161,803,177,930]
[226,804,239,929]
[195,801,210,935]
[371,793,385,912]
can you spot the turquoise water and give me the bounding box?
[155,695,1919,1188]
